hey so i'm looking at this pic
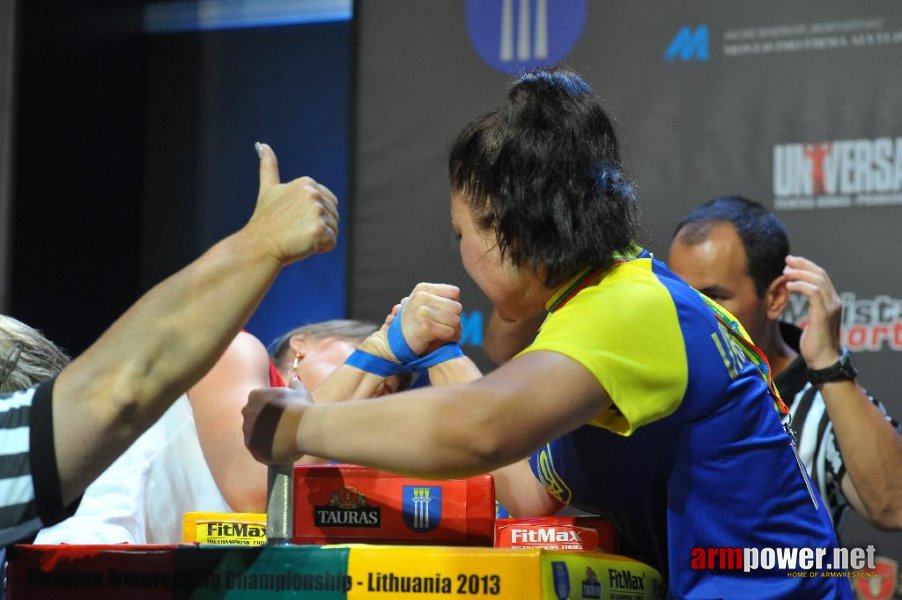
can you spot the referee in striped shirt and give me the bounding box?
[0,318,69,544]
[669,195,902,531]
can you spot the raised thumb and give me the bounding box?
[256,142,281,193]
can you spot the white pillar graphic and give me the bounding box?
[500,0,550,63]
[413,488,432,529]
[534,0,548,59]
[500,0,514,61]
[517,0,531,60]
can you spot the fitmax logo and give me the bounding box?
[664,25,709,62]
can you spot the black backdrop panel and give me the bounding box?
[143,21,352,347]
[352,1,902,556]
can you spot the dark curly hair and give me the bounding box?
[448,68,640,289]
[672,195,790,297]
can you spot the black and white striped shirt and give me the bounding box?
[0,379,65,546]
[776,324,900,528]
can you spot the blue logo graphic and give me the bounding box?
[467,0,587,74]
[582,567,602,599]
[663,25,709,62]
[460,310,484,347]
[551,561,570,600]
[402,486,442,533]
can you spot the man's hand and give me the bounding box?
[245,143,339,265]
[242,386,311,464]
[784,255,843,370]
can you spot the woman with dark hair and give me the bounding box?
[243,70,851,598]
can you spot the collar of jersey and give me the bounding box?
[545,245,650,313]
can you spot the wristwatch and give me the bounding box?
[806,346,858,385]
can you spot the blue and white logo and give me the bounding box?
[663,24,709,62]
[467,0,587,74]
[402,486,442,533]
[551,561,570,600]
[460,310,484,347]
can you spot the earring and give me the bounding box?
[291,353,302,384]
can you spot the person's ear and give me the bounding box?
[764,275,790,320]
[288,334,309,363]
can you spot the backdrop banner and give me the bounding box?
[351,0,902,558]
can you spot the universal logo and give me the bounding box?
[773,137,902,210]
[314,486,381,528]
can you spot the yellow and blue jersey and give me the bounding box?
[520,249,851,598]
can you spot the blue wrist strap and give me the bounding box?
[387,304,419,364]
[407,343,465,370]
[345,343,465,380]
[410,371,431,389]
[344,350,414,376]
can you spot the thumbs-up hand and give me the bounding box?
[246,142,339,265]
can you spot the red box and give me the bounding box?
[495,516,618,552]
[292,465,495,546]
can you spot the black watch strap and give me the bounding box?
[806,346,858,385]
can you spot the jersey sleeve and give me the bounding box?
[520,266,689,435]
[30,377,70,528]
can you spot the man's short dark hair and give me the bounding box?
[673,196,790,297]
[448,68,640,289]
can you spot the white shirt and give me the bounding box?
[35,394,231,544]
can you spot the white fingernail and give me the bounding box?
[255,142,264,158]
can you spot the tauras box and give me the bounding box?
[292,464,495,546]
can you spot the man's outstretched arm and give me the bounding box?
[51,143,338,505]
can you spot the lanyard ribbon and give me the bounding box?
[696,293,789,416]
[546,248,652,314]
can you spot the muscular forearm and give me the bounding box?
[295,383,515,478]
[428,355,482,386]
[289,363,391,466]
[822,381,902,529]
[431,359,560,517]
[493,459,562,517]
[292,352,608,479]
[297,352,487,477]
[54,229,282,504]
[311,363,392,405]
